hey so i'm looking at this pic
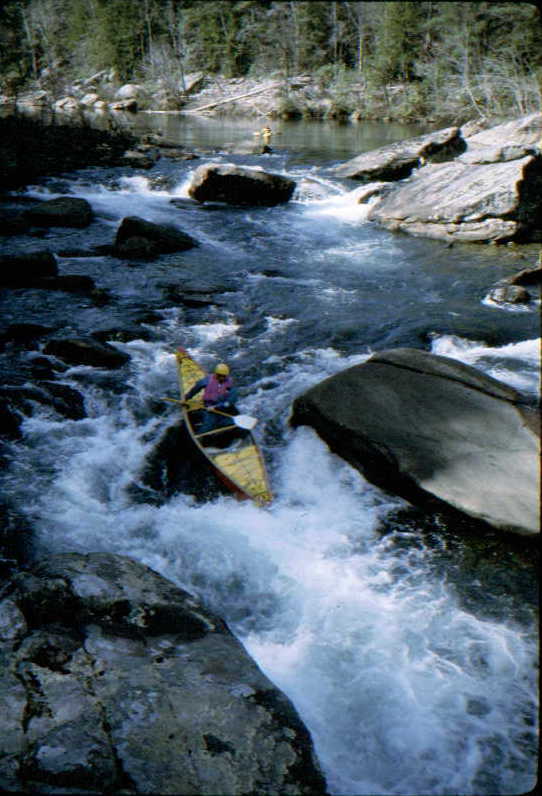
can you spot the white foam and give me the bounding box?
[430,334,541,395]
[15,342,538,796]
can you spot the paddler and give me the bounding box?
[182,362,238,434]
[261,126,272,146]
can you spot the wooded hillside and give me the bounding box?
[1,1,541,121]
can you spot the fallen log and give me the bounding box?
[184,82,280,113]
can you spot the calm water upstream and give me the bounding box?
[1,115,539,795]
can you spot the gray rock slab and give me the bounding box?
[367,154,540,242]
[333,126,465,181]
[291,348,540,535]
[0,553,327,795]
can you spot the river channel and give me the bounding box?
[1,114,539,795]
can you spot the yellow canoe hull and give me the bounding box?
[175,348,273,506]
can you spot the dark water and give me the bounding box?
[1,116,539,795]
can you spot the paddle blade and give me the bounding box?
[233,414,258,430]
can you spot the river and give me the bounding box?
[1,114,539,795]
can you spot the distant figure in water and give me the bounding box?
[253,126,273,153]
[182,363,238,434]
[261,126,272,146]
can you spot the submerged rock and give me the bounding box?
[114,215,198,259]
[0,552,327,795]
[44,337,130,369]
[0,251,58,287]
[24,197,94,228]
[290,348,540,536]
[188,163,296,206]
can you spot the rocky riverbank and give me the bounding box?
[0,552,327,795]
[0,72,434,123]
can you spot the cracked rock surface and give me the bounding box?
[0,553,327,795]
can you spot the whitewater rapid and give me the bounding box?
[4,151,539,795]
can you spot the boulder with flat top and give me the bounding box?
[290,348,540,536]
[188,163,296,206]
[333,126,466,181]
[363,113,542,243]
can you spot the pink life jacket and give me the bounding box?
[203,374,232,405]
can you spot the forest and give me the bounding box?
[0,1,541,121]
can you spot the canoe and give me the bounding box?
[175,347,273,506]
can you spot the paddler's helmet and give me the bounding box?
[215,363,230,376]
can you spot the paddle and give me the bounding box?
[161,397,258,430]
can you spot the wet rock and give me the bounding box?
[0,251,58,287]
[290,347,540,536]
[114,216,198,260]
[0,323,54,347]
[188,163,296,206]
[333,126,466,181]
[160,148,199,160]
[486,263,542,306]
[119,149,158,169]
[37,381,86,420]
[28,356,61,380]
[43,337,130,369]
[42,275,97,293]
[0,208,30,235]
[0,381,86,436]
[164,286,222,307]
[508,265,542,286]
[24,197,94,228]
[91,326,153,344]
[0,552,327,795]
[487,284,530,304]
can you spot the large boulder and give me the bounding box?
[0,251,58,287]
[367,151,542,243]
[290,348,540,536]
[333,126,466,181]
[337,113,542,243]
[114,216,198,259]
[0,553,327,795]
[188,163,296,206]
[24,197,94,228]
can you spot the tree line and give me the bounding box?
[1,1,541,120]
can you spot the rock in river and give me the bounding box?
[0,552,327,795]
[333,126,466,181]
[290,348,540,536]
[24,197,94,228]
[334,112,542,243]
[188,163,296,206]
[114,215,198,259]
[44,337,130,369]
